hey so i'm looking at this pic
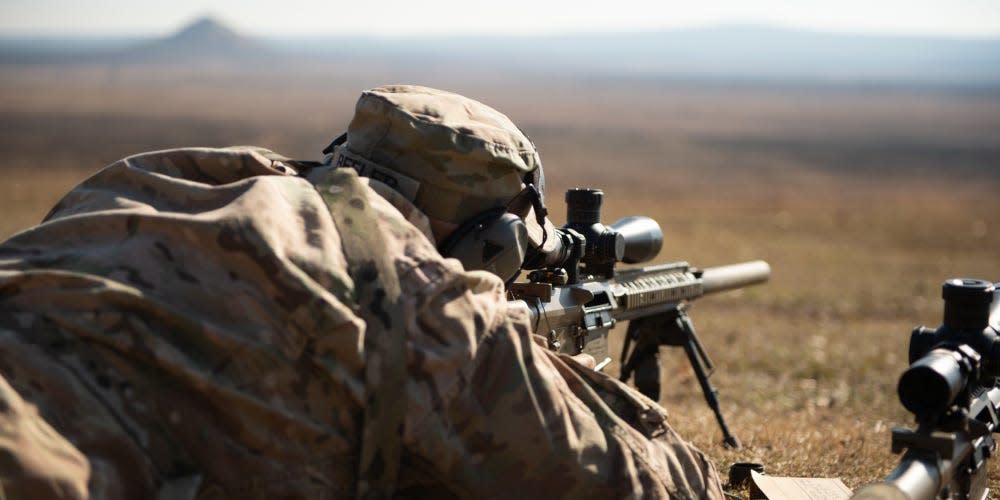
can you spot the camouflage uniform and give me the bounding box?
[0,87,724,499]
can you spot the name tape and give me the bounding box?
[333,148,421,202]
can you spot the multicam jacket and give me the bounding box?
[0,147,723,499]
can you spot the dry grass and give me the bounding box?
[598,184,1000,490]
[2,64,999,492]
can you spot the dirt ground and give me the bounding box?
[2,63,999,492]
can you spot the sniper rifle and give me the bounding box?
[507,188,770,449]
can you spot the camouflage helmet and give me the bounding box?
[328,85,556,253]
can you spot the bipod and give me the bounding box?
[619,304,741,449]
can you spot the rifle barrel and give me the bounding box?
[852,457,940,500]
[700,260,771,295]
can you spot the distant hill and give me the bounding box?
[2,19,999,86]
[114,17,270,63]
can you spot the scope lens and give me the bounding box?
[609,216,663,264]
[898,349,966,418]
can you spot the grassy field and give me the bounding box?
[2,64,999,492]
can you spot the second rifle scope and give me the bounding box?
[897,279,1000,419]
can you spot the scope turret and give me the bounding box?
[523,188,665,283]
[564,189,625,273]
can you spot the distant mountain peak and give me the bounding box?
[118,15,268,63]
[164,16,244,45]
[182,16,231,32]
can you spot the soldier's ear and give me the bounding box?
[438,208,528,283]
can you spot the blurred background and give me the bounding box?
[2,0,999,489]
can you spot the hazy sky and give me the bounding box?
[2,0,999,38]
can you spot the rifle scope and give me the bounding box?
[897,279,1000,420]
[527,188,663,278]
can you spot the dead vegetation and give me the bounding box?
[2,64,999,491]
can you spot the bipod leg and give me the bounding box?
[672,311,741,449]
[620,319,662,401]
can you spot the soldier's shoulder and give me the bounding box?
[116,146,299,182]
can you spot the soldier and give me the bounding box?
[0,85,724,499]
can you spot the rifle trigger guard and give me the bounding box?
[547,329,561,351]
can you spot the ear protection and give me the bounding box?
[438,207,529,284]
[437,183,550,284]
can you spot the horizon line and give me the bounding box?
[2,20,1000,42]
